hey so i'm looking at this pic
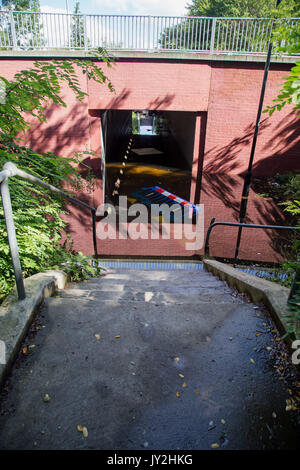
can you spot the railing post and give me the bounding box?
[83,14,88,51]
[9,11,17,50]
[91,208,98,258]
[148,15,152,51]
[0,178,25,300]
[204,217,216,257]
[210,17,217,53]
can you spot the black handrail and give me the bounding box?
[204,218,300,304]
[204,218,299,259]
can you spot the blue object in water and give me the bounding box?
[132,186,200,222]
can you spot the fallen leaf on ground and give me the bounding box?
[221,419,226,424]
[182,382,187,388]
[272,412,277,418]
[77,425,83,432]
[94,334,100,340]
[250,358,255,364]
[114,335,121,339]
[22,346,28,355]
[175,357,180,363]
[211,443,219,449]
[82,427,88,438]
[43,394,51,403]
[176,391,181,398]
[178,374,184,379]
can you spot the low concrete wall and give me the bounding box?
[203,259,297,345]
[0,271,67,388]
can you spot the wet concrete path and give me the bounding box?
[0,266,299,450]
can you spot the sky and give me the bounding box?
[39,0,190,17]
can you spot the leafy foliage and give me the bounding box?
[0,51,114,302]
[278,175,300,339]
[264,27,300,115]
[257,1,300,339]
[0,53,114,141]
[0,0,40,11]
[160,0,299,52]
[132,112,139,135]
[252,174,300,339]
[186,0,276,18]
[0,0,44,50]
[70,1,87,49]
[284,293,300,339]
[263,0,300,115]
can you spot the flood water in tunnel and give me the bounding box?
[99,111,298,264]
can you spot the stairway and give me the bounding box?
[0,263,298,450]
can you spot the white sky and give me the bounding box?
[40,0,190,16]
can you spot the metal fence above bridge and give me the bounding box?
[0,11,299,55]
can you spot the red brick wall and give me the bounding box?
[2,58,298,176]
[204,62,300,176]
[1,57,299,259]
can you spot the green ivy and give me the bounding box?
[0,50,114,303]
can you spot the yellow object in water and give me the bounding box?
[127,197,137,204]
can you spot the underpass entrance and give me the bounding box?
[101,109,198,207]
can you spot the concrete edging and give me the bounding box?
[203,259,296,345]
[0,50,297,64]
[0,270,67,388]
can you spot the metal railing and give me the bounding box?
[204,218,300,259]
[204,218,300,303]
[0,11,299,55]
[0,162,98,300]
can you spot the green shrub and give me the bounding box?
[0,147,101,302]
[0,52,113,303]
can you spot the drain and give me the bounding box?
[96,260,204,271]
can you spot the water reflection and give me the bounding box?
[101,157,296,263]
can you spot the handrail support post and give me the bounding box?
[91,208,98,258]
[0,178,25,300]
[210,18,217,53]
[9,10,17,50]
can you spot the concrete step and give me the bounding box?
[56,288,241,304]
[44,296,241,337]
[84,271,219,283]
[60,283,231,295]
[75,278,227,290]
